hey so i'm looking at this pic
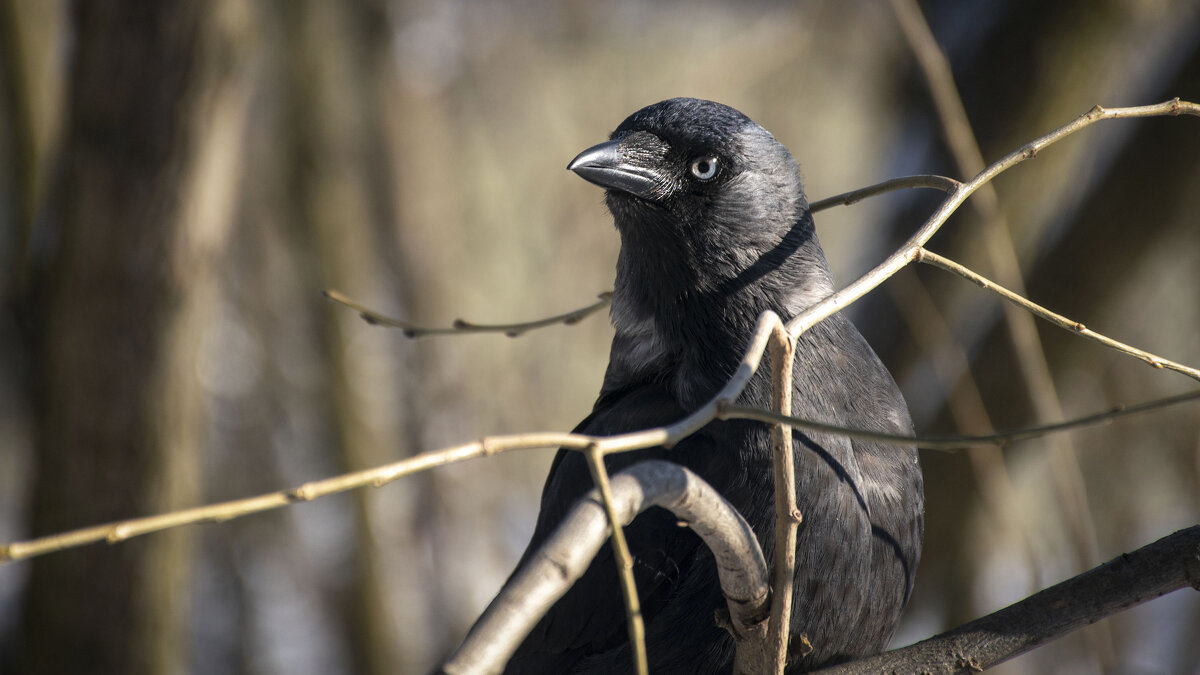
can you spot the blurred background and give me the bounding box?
[1,0,1198,673]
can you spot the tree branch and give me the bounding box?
[815,525,1200,674]
[784,98,1199,344]
[766,325,803,673]
[584,445,648,675]
[808,174,959,212]
[441,461,770,675]
[916,248,1200,382]
[0,309,785,564]
[320,172,960,341]
[322,289,613,338]
[718,389,1200,452]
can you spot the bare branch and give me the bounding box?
[321,173,958,342]
[1,433,585,563]
[719,389,1200,452]
[808,174,959,213]
[916,248,1200,382]
[0,310,788,565]
[784,98,1198,344]
[584,445,648,675]
[766,327,802,673]
[322,289,613,338]
[441,461,770,675]
[6,102,1196,583]
[815,525,1200,674]
[10,380,1192,567]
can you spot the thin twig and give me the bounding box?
[2,433,583,562]
[767,326,802,672]
[719,389,1200,452]
[808,174,959,212]
[324,175,957,340]
[917,248,1200,382]
[784,98,1199,344]
[322,289,613,338]
[0,311,786,564]
[584,445,648,675]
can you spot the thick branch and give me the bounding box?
[816,526,1200,674]
[441,460,770,675]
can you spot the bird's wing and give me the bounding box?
[504,382,721,673]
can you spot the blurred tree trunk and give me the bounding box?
[15,3,226,673]
[274,0,410,671]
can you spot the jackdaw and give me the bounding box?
[498,97,923,673]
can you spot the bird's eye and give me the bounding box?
[689,156,719,181]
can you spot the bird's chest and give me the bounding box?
[610,308,755,404]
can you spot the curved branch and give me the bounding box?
[322,289,613,338]
[441,460,771,675]
[816,525,1200,674]
[809,174,959,212]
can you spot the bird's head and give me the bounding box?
[570,98,833,335]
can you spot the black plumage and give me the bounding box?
[503,98,923,673]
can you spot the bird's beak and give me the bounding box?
[567,139,661,199]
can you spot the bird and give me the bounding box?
[494,98,923,673]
